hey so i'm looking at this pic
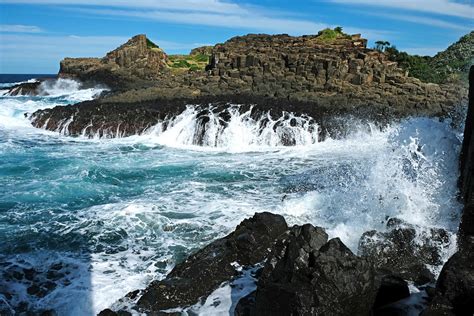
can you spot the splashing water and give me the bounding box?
[0,78,464,314]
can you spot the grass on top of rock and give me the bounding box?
[316,27,351,42]
[167,53,210,72]
[146,38,159,49]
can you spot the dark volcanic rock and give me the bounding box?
[459,65,474,250]
[373,275,410,310]
[358,218,450,284]
[135,212,288,312]
[6,81,42,96]
[423,66,474,316]
[423,251,474,316]
[246,225,379,316]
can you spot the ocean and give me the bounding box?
[0,75,464,314]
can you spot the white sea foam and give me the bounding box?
[0,86,464,315]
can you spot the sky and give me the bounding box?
[0,0,473,74]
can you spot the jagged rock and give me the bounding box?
[59,35,168,90]
[244,224,379,316]
[373,275,410,311]
[459,66,474,250]
[422,251,474,316]
[5,81,42,96]
[358,218,450,285]
[134,212,288,312]
[422,66,474,315]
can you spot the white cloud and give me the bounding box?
[76,8,327,34]
[0,24,43,33]
[0,0,391,36]
[0,0,248,14]
[361,12,472,31]
[329,0,474,19]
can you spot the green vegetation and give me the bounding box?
[374,41,391,52]
[167,53,210,72]
[374,32,472,84]
[385,46,443,83]
[146,38,159,49]
[316,27,350,42]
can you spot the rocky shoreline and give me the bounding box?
[96,66,473,315]
[8,32,465,139]
[3,30,472,315]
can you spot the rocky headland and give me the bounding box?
[16,30,467,139]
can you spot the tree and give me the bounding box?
[334,26,343,33]
[375,40,391,52]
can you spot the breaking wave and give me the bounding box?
[0,81,465,314]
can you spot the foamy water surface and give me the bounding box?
[0,79,464,315]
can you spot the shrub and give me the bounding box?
[317,27,348,42]
[146,38,159,49]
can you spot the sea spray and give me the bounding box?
[0,80,464,314]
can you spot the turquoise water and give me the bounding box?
[0,79,464,314]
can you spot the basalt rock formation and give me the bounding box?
[58,34,169,90]
[29,32,466,139]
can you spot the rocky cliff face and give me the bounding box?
[59,34,168,90]
[423,66,474,316]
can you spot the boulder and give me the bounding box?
[134,212,288,312]
[245,224,379,316]
[423,251,474,316]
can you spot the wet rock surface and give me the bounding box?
[0,260,73,315]
[135,212,288,312]
[246,226,380,316]
[423,65,474,316]
[29,93,401,140]
[5,81,42,96]
[358,218,450,285]
[103,216,417,315]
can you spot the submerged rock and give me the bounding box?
[135,212,288,312]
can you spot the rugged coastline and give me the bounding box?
[14,32,467,139]
[3,29,472,315]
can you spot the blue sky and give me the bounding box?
[0,0,473,73]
